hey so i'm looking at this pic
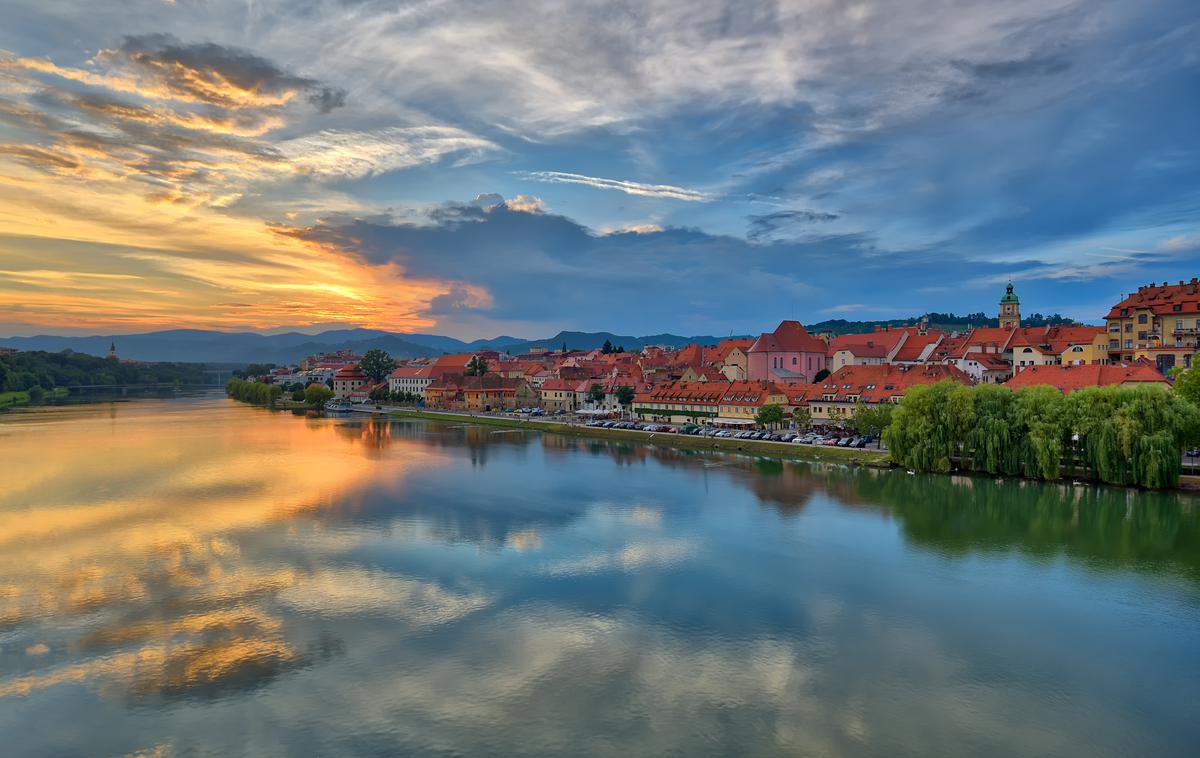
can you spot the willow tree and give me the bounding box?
[885,381,975,472]
[963,384,1017,475]
[1010,385,1069,480]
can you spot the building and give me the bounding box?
[828,329,907,369]
[1009,326,1109,370]
[717,381,787,426]
[1005,363,1171,393]
[387,365,434,398]
[633,381,729,424]
[1104,279,1200,372]
[424,377,462,408]
[461,375,538,411]
[332,365,369,399]
[999,281,1021,329]
[429,353,477,379]
[106,340,118,361]
[747,320,827,382]
[539,378,579,412]
[807,364,974,424]
[707,338,755,380]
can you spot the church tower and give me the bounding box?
[998,281,1020,329]
[106,340,118,361]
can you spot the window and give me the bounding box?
[1138,332,1147,340]
[1138,313,1148,324]
[1173,304,1182,312]
[792,356,797,365]
[1125,323,1133,332]
[1178,320,1185,329]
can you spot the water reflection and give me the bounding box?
[1,397,1198,757]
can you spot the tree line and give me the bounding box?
[1,350,208,394]
[884,381,1200,489]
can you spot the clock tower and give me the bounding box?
[999,281,1020,329]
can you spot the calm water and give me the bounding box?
[2,396,1199,757]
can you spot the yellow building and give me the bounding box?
[1104,279,1200,372]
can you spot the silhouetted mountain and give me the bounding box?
[0,328,746,364]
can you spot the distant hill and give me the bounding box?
[806,312,1079,336]
[0,328,747,364]
[0,313,1078,364]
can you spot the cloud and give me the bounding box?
[519,171,712,201]
[94,33,346,111]
[279,127,499,180]
[747,209,839,242]
[271,198,1030,335]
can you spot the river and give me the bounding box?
[1,395,1198,756]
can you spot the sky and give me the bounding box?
[0,0,1197,340]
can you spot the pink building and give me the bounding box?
[747,320,828,382]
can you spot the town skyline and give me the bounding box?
[1,0,1197,339]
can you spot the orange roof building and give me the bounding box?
[1005,363,1169,393]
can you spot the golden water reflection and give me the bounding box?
[0,399,446,700]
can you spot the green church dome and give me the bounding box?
[1000,281,1019,304]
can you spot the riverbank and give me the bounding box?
[386,408,892,466]
[0,387,69,408]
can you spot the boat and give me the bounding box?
[323,400,354,413]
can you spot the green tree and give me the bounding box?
[588,383,606,404]
[885,381,976,473]
[234,363,275,379]
[27,385,45,402]
[360,349,397,383]
[291,389,306,402]
[1174,366,1200,407]
[369,384,391,403]
[850,401,892,446]
[304,383,334,409]
[755,403,785,428]
[226,378,282,406]
[465,355,489,376]
[601,339,614,354]
[813,368,831,382]
[793,405,812,431]
[616,385,636,407]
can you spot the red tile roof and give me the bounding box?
[539,378,578,392]
[635,380,731,405]
[1008,325,1106,355]
[706,338,755,364]
[827,330,906,359]
[749,320,827,354]
[778,383,822,405]
[720,381,784,407]
[892,332,944,362]
[388,365,432,379]
[334,366,368,381]
[1105,280,1200,319]
[1005,364,1169,393]
[817,364,974,403]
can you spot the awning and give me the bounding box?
[574,409,611,416]
[715,418,756,426]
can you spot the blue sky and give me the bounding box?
[0,0,1196,338]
